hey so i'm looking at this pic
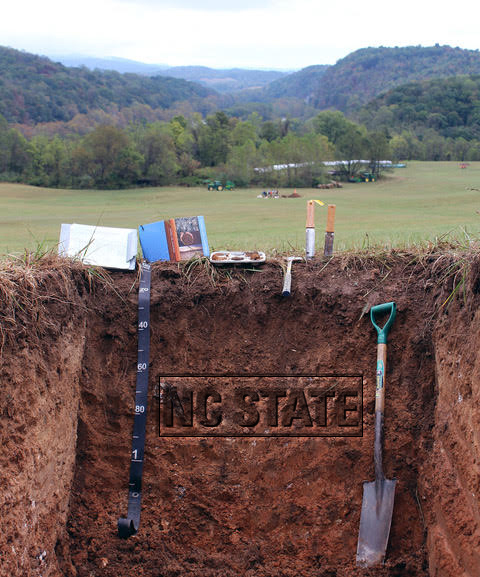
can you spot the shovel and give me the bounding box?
[357,302,397,567]
[282,256,302,297]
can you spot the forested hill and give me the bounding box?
[311,45,480,112]
[260,65,329,100]
[4,44,480,128]
[358,75,480,140]
[0,46,215,124]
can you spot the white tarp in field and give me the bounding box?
[254,160,393,172]
[58,223,137,270]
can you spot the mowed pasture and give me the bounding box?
[1,161,480,256]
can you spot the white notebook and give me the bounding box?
[59,223,137,270]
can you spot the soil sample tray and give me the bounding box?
[210,250,266,265]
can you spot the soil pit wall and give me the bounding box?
[1,255,479,576]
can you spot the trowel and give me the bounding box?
[282,256,302,297]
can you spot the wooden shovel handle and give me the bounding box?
[375,343,387,413]
[374,343,387,480]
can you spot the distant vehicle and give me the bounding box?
[206,180,235,191]
[349,172,376,183]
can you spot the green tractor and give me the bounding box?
[361,172,376,182]
[348,172,376,183]
[207,180,235,191]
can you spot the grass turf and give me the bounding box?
[1,161,480,256]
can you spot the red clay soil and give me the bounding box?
[1,252,479,576]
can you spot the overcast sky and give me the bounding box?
[2,0,479,69]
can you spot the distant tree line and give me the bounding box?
[0,110,394,189]
[1,106,479,190]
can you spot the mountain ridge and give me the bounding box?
[0,46,216,124]
[48,54,293,93]
[4,44,480,127]
[312,45,480,111]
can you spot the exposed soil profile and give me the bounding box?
[1,251,479,577]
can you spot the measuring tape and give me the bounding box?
[118,262,151,538]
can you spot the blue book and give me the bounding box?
[138,221,170,262]
[139,216,209,263]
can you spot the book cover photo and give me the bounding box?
[175,216,204,260]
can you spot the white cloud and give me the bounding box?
[1,0,479,69]
[116,0,278,10]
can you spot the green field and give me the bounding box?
[2,161,480,256]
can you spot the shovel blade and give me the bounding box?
[356,478,396,567]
